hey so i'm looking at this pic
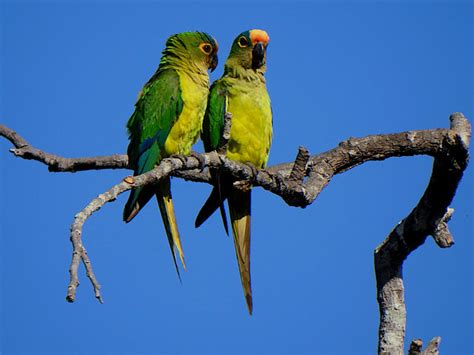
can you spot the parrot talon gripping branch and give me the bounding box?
[188,151,207,170]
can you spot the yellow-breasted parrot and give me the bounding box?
[195,29,272,314]
[123,32,218,277]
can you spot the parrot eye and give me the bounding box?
[238,36,249,48]
[199,43,213,55]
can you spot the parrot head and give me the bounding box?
[163,31,219,72]
[227,29,270,71]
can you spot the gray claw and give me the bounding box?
[189,151,205,170]
[169,153,187,165]
[245,162,259,182]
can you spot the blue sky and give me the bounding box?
[1,1,472,354]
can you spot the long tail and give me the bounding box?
[156,177,186,278]
[195,174,229,235]
[228,188,252,315]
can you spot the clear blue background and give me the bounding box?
[1,1,472,354]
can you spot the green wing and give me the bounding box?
[196,79,229,234]
[202,79,227,152]
[124,69,184,222]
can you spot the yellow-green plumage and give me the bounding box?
[124,32,218,276]
[196,30,272,314]
[164,72,210,155]
[226,77,272,168]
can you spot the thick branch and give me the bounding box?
[1,122,461,210]
[374,113,470,355]
[0,124,458,206]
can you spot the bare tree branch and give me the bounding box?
[289,146,310,183]
[409,339,424,355]
[408,337,442,355]
[217,112,233,155]
[375,113,470,355]
[66,153,204,302]
[1,112,470,354]
[0,124,128,171]
[422,337,441,355]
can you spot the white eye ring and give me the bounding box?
[238,36,249,48]
[199,43,212,55]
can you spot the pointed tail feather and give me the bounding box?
[228,188,252,315]
[216,174,229,235]
[156,177,186,277]
[195,177,229,235]
[123,185,155,223]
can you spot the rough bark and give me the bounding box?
[0,112,470,354]
[408,337,441,355]
[375,113,470,354]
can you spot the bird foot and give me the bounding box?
[189,151,206,170]
[169,153,188,165]
[244,162,259,182]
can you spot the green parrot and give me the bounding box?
[123,32,218,277]
[195,29,272,314]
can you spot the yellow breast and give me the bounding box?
[164,72,209,156]
[226,83,272,168]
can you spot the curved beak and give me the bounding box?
[252,42,265,69]
[210,52,218,72]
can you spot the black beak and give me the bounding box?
[210,53,218,72]
[252,42,265,69]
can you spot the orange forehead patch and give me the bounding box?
[249,29,269,45]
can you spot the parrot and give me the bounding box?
[195,29,272,314]
[123,32,218,277]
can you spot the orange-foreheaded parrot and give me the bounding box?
[195,29,272,313]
